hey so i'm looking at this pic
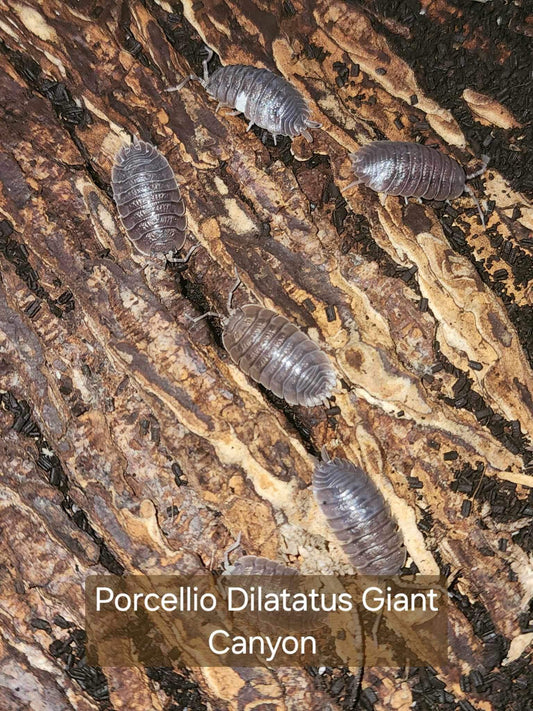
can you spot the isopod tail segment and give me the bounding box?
[293,118,322,145]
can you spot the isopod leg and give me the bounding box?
[301,129,313,143]
[246,119,254,132]
[214,104,239,115]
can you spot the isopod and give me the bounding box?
[168,50,321,144]
[313,451,406,575]
[111,139,192,260]
[220,533,297,577]
[348,140,487,225]
[189,275,336,407]
[224,555,298,577]
[220,545,323,633]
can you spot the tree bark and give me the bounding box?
[0,0,532,709]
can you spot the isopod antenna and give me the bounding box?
[465,154,490,229]
[166,46,213,92]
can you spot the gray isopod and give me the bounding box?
[221,554,324,632]
[349,140,487,225]
[223,304,336,407]
[313,452,406,575]
[190,276,337,407]
[111,139,190,259]
[220,533,297,577]
[168,50,321,144]
[224,555,298,577]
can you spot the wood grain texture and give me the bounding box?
[0,0,531,709]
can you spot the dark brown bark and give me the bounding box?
[0,0,532,709]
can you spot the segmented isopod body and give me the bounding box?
[224,555,297,577]
[206,65,321,143]
[222,556,323,632]
[222,304,336,407]
[351,141,467,200]
[313,456,405,574]
[111,140,186,257]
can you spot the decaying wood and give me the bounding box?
[0,0,532,709]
